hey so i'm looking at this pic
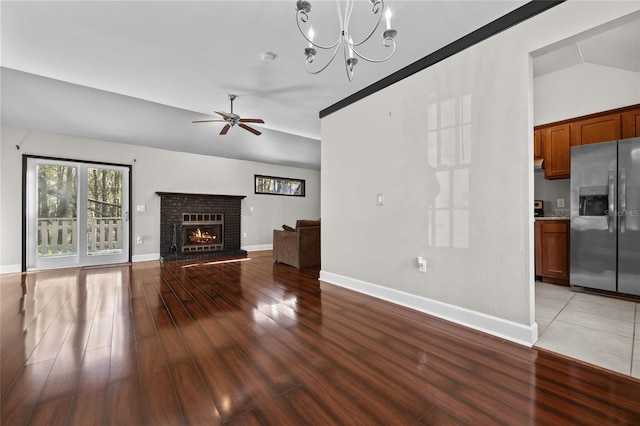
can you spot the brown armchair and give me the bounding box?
[273,219,320,269]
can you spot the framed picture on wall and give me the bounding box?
[254,175,305,197]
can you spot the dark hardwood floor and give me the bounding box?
[2,251,640,425]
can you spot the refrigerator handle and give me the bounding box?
[620,168,626,233]
[608,169,615,233]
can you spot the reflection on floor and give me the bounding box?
[535,281,639,378]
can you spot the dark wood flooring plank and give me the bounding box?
[28,396,72,426]
[136,335,186,426]
[225,410,265,426]
[0,359,54,425]
[321,365,423,424]
[177,324,249,421]
[131,295,156,338]
[280,387,340,425]
[218,347,301,424]
[25,311,75,365]
[239,336,302,395]
[38,357,81,403]
[67,346,110,425]
[105,378,144,426]
[3,254,640,426]
[169,359,221,425]
[1,337,29,399]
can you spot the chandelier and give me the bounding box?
[294,0,397,81]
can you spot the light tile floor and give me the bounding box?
[535,281,639,378]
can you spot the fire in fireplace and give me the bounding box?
[182,213,224,253]
[188,228,216,244]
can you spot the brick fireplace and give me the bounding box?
[157,192,247,262]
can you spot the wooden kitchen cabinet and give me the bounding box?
[570,113,621,146]
[622,108,640,138]
[534,129,542,159]
[535,104,639,181]
[535,220,569,286]
[542,124,570,179]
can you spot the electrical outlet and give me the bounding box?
[377,193,384,205]
[136,204,146,212]
[243,233,247,238]
[557,198,565,208]
[136,236,143,244]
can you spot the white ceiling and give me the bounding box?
[4,2,637,169]
[1,0,543,169]
[532,11,640,78]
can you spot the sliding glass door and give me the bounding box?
[26,157,130,270]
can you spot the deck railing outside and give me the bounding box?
[37,217,122,255]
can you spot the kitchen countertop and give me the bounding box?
[535,217,570,221]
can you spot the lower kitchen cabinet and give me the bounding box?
[535,219,570,285]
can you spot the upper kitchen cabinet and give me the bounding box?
[542,124,571,179]
[570,113,621,146]
[622,108,640,138]
[534,129,543,159]
[535,105,640,180]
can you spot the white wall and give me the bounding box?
[320,1,639,346]
[534,62,640,125]
[0,127,320,272]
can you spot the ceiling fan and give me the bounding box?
[192,94,264,135]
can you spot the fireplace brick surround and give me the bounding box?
[157,192,247,262]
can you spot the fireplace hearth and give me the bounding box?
[157,192,246,262]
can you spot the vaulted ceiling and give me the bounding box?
[2,1,535,169]
[5,2,634,170]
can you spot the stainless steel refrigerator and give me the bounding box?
[570,137,640,295]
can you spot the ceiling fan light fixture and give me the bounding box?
[192,94,264,136]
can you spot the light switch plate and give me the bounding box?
[376,194,384,205]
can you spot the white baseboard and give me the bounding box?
[0,264,22,274]
[242,244,272,252]
[319,270,538,347]
[132,253,160,262]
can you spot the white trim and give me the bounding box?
[0,264,22,274]
[242,244,272,252]
[132,253,160,262]
[319,270,538,347]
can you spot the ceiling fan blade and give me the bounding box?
[239,118,264,123]
[192,119,226,123]
[214,111,231,119]
[238,123,261,136]
[219,124,231,135]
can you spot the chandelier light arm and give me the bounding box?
[305,44,342,75]
[350,39,397,64]
[296,10,341,50]
[348,1,385,48]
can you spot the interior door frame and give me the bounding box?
[22,154,132,271]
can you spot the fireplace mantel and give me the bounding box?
[156,192,246,200]
[157,192,247,262]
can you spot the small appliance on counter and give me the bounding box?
[534,200,544,217]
